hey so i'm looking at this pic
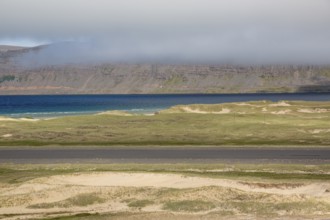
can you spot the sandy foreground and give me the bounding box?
[1,172,330,220]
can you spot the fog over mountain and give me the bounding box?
[1,0,330,65]
[1,47,330,94]
[1,0,330,95]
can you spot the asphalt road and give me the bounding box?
[0,148,330,164]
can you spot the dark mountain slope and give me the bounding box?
[0,46,329,94]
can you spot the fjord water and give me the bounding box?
[0,93,329,118]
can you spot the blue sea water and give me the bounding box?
[0,93,329,118]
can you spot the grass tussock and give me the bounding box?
[163,200,216,212]
[27,193,105,209]
[126,200,155,208]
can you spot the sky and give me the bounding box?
[1,0,330,65]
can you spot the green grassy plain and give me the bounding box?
[0,101,329,147]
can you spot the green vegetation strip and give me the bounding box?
[0,101,329,146]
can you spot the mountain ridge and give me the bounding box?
[0,46,329,94]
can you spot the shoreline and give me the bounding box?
[0,94,329,119]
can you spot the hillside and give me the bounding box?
[0,45,28,52]
[0,46,329,94]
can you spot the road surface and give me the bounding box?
[0,147,329,164]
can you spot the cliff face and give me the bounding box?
[0,46,329,94]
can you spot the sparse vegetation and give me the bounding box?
[0,75,15,83]
[28,193,105,209]
[0,163,329,219]
[65,193,105,207]
[164,74,186,86]
[41,213,96,220]
[127,200,154,208]
[163,200,216,212]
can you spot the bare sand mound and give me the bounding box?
[0,116,39,122]
[34,172,330,197]
[180,107,231,114]
[97,110,133,116]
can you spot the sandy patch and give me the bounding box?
[37,172,329,197]
[1,183,59,196]
[19,118,40,122]
[298,108,329,113]
[1,134,12,138]
[0,117,17,122]
[269,101,291,107]
[233,103,256,106]
[144,113,156,116]
[181,107,231,114]
[97,110,133,116]
[0,202,129,220]
[271,110,292,115]
[0,117,39,122]
[1,172,330,220]
[309,129,330,134]
[215,108,231,114]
